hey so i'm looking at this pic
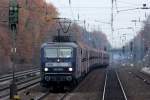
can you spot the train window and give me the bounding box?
[44,48,58,58]
[44,47,72,58]
[59,48,72,58]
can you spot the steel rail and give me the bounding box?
[36,92,50,100]
[0,77,40,99]
[0,68,39,82]
[131,71,150,85]
[116,71,128,100]
[59,93,69,100]
[0,75,40,92]
[102,70,108,100]
[102,69,128,100]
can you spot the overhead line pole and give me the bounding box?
[111,0,114,64]
[111,0,114,36]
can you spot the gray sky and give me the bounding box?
[45,0,150,48]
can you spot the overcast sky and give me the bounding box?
[45,0,150,48]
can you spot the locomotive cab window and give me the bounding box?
[44,47,73,58]
[44,48,58,58]
[59,48,72,58]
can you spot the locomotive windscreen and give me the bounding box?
[44,47,73,58]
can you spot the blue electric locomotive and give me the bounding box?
[40,42,78,88]
[40,41,109,89]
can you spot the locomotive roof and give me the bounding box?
[41,42,78,48]
[41,42,109,55]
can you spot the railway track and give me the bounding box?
[0,68,105,100]
[102,69,127,100]
[0,78,40,99]
[35,69,106,100]
[1,80,40,100]
[129,70,150,85]
[36,91,50,100]
[0,68,40,99]
[1,67,148,100]
[0,68,40,82]
[59,93,69,100]
[36,92,69,100]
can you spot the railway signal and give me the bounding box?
[9,0,19,30]
[9,0,19,99]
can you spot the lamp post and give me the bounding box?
[9,0,19,99]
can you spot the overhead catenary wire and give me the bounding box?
[117,7,150,13]
[54,6,137,9]
[117,0,141,6]
[117,8,140,12]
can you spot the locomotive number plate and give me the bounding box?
[53,68,63,71]
[46,62,71,67]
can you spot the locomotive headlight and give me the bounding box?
[44,68,48,72]
[68,67,73,72]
